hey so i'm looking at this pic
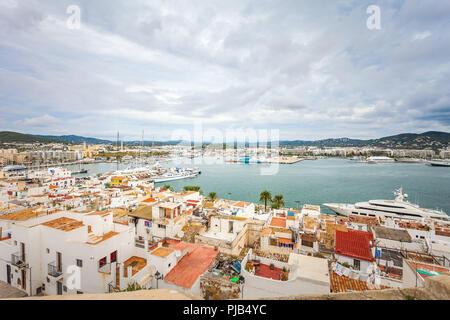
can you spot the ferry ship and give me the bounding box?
[152,167,201,183]
[324,188,450,223]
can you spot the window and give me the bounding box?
[99,257,107,268]
[46,248,50,254]
[76,259,83,267]
[110,251,117,263]
[354,259,361,270]
[77,291,83,294]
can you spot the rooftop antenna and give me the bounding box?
[116,131,120,171]
[141,129,144,166]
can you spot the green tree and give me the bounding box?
[207,192,217,201]
[162,184,173,191]
[271,194,285,209]
[259,190,272,212]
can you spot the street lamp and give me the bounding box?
[239,275,245,299]
[155,271,162,289]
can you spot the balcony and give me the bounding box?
[48,261,63,278]
[11,252,27,268]
[135,238,145,249]
[98,262,111,274]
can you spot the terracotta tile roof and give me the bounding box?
[232,201,250,208]
[270,217,287,228]
[331,272,389,293]
[335,230,374,262]
[163,244,218,288]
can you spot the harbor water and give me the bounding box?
[63,158,450,215]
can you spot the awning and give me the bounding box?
[278,237,293,245]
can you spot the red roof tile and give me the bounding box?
[335,230,374,262]
[270,217,287,228]
[163,244,218,288]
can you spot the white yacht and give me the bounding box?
[323,188,450,223]
[366,156,395,163]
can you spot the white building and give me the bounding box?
[0,210,152,296]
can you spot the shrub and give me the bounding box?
[269,263,275,270]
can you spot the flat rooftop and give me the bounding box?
[0,207,45,221]
[288,253,330,284]
[86,231,119,245]
[200,230,236,242]
[42,217,84,232]
[373,226,412,242]
[159,202,182,210]
[151,247,174,258]
[123,256,147,277]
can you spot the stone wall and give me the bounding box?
[199,273,240,300]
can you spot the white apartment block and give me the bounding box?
[0,210,152,296]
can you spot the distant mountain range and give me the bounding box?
[0,131,448,149]
[37,134,112,145]
[279,131,450,149]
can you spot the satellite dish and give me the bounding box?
[179,231,184,237]
[404,194,408,198]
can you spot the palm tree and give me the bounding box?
[272,194,285,209]
[207,192,217,201]
[259,190,272,212]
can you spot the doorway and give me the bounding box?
[57,252,62,272]
[57,281,63,295]
[6,265,11,285]
[21,269,26,290]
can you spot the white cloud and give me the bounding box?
[22,114,60,127]
[0,0,449,140]
[413,31,432,41]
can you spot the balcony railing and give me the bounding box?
[135,238,145,249]
[48,261,63,278]
[108,281,119,293]
[11,252,27,268]
[98,262,111,274]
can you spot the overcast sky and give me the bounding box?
[0,0,449,141]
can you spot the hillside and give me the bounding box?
[280,131,450,149]
[36,135,112,145]
[1,131,448,149]
[0,131,64,144]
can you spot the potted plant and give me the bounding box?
[269,263,275,270]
